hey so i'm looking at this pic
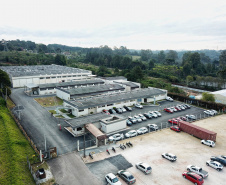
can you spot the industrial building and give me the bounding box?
[24,79,104,95]
[56,83,125,100]
[0,64,93,88]
[63,87,167,117]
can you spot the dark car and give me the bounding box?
[143,113,152,119]
[170,126,181,132]
[182,171,204,185]
[126,120,132,126]
[210,156,226,166]
[109,109,116,114]
[113,107,122,114]
[117,170,136,184]
[124,105,132,111]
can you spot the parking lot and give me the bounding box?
[85,114,226,185]
[108,100,210,138]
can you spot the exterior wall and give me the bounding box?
[56,89,70,100]
[100,119,126,134]
[11,72,92,88]
[39,88,56,95]
[71,127,84,136]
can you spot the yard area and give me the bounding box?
[85,114,226,185]
[34,96,63,107]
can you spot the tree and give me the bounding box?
[55,54,67,65]
[186,75,193,85]
[148,59,155,70]
[219,50,226,67]
[166,50,178,61]
[0,69,11,87]
[202,92,215,102]
[157,51,165,63]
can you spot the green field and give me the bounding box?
[0,98,36,185]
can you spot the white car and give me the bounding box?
[105,173,122,185]
[153,111,161,117]
[137,127,148,135]
[109,133,124,141]
[135,162,152,174]
[121,107,127,112]
[201,140,215,147]
[204,110,214,116]
[186,114,196,120]
[147,124,158,131]
[125,130,137,138]
[135,103,143,109]
[210,109,218,115]
[206,160,223,171]
[162,153,177,162]
[166,96,173,101]
[171,107,177,112]
[138,114,147,121]
[148,111,158,118]
[134,115,142,122]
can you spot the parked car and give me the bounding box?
[180,104,187,109]
[178,116,187,121]
[143,113,152,119]
[134,115,142,122]
[125,130,137,138]
[186,115,196,120]
[137,127,148,135]
[206,160,223,171]
[103,109,110,114]
[113,107,122,114]
[182,171,204,185]
[124,105,132,111]
[170,126,181,132]
[168,118,179,125]
[178,105,185,110]
[135,162,152,174]
[128,116,137,124]
[162,153,177,162]
[210,156,226,166]
[204,110,214,116]
[147,124,158,131]
[164,108,173,113]
[105,173,122,185]
[109,109,116,114]
[153,111,161,117]
[126,120,132,126]
[121,107,127,113]
[171,107,177,112]
[135,103,143,109]
[201,140,215,147]
[148,111,158,118]
[109,133,124,141]
[175,106,181,111]
[117,170,136,184]
[210,109,217,115]
[184,104,191,109]
[138,114,147,121]
[186,165,208,178]
[221,155,226,159]
[166,96,173,101]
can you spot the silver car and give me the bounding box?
[137,127,148,134]
[134,115,142,122]
[136,162,152,174]
[147,124,158,131]
[153,111,161,117]
[125,130,137,138]
[138,114,147,121]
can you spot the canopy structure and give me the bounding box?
[85,123,107,140]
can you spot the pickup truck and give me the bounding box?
[186,165,208,178]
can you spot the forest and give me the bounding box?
[1,39,226,95]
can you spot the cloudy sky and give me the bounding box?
[1,0,226,50]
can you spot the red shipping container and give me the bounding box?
[178,120,217,142]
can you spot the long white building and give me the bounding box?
[0,64,92,88]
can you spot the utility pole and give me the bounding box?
[83,125,86,158]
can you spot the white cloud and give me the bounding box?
[1,0,226,50]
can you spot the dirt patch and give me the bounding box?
[34,97,63,107]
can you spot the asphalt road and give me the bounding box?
[10,88,80,155]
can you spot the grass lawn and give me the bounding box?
[34,97,63,107]
[67,113,76,118]
[60,109,68,113]
[55,115,64,118]
[49,110,57,114]
[0,98,37,185]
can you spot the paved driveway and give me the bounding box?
[47,151,101,185]
[10,88,78,155]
